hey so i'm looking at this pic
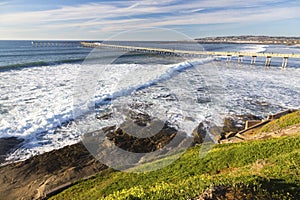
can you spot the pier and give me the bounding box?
[32,41,79,47]
[80,42,300,68]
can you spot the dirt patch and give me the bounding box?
[191,186,258,200]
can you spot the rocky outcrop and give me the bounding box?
[223,114,261,134]
[192,114,262,144]
[0,142,106,200]
[106,124,177,153]
[192,121,222,144]
[0,118,188,200]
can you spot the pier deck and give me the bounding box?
[79,42,300,68]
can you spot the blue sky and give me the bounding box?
[0,0,299,40]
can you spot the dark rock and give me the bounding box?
[0,137,24,164]
[193,114,261,144]
[223,114,262,134]
[96,112,112,120]
[106,122,177,153]
[236,114,262,121]
[223,117,244,134]
[96,108,188,153]
[192,121,222,145]
[126,110,152,127]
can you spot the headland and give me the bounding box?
[195,35,300,45]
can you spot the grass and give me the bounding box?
[50,134,300,200]
[258,110,300,133]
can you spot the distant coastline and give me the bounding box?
[195,35,300,45]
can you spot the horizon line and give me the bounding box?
[1,35,300,41]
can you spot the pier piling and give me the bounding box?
[282,57,288,68]
[251,56,257,65]
[226,55,232,62]
[265,56,272,67]
[238,55,244,64]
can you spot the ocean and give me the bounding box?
[0,40,300,164]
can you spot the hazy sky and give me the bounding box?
[0,0,300,40]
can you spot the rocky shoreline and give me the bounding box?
[0,141,106,200]
[0,118,191,200]
[0,110,298,200]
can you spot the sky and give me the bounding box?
[0,0,300,40]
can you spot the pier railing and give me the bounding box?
[80,42,300,68]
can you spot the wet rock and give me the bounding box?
[106,122,177,153]
[223,117,244,134]
[236,114,262,121]
[223,114,262,134]
[96,112,113,120]
[83,115,193,171]
[193,121,222,145]
[0,137,24,164]
[193,114,262,144]
[96,108,188,153]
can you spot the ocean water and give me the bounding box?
[0,40,300,164]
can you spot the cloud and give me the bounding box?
[0,0,299,39]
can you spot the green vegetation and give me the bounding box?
[259,111,300,133]
[50,134,300,200]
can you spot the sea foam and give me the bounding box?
[2,45,300,164]
[1,58,214,163]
